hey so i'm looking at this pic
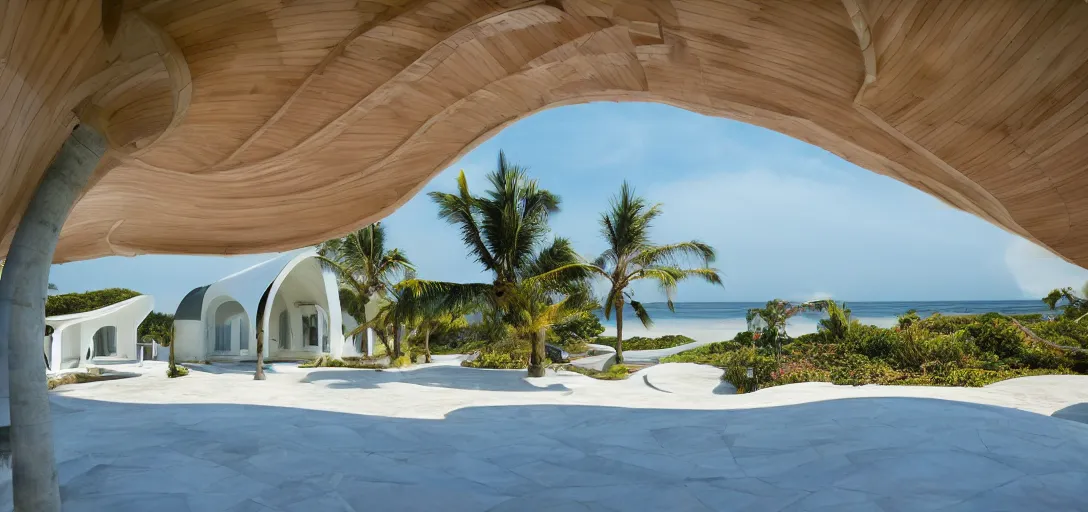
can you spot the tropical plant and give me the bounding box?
[319,222,414,355]
[897,309,921,330]
[813,300,853,341]
[746,299,813,362]
[400,151,589,377]
[538,183,721,363]
[1043,283,1088,321]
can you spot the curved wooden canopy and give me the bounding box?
[1,0,1087,265]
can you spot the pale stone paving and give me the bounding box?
[6,360,1088,511]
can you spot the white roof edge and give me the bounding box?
[46,295,155,328]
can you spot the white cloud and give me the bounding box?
[1005,237,1088,298]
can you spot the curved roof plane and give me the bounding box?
[46,295,155,330]
[174,248,317,321]
[2,2,1088,266]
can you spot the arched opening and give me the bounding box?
[92,326,117,358]
[210,300,250,356]
[266,257,334,359]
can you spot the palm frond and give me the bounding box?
[629,299,654,328]
[429,170,497,272]
[634,241,717,267]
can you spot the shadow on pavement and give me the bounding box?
[302,365,570,393]
[37,394,1088,512]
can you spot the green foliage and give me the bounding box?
[551,313,604,346]
[391,355,413,368]
[167,365,189,378]
[461,351,527,369]
[916,313,976,335]
[1027,318,1088,350]
[670,307,1084,389]
[46,288,140,317]
[1042,285,1088,320]
[565,364,631,380]
[300,355,386,369]
[599,334,694,351]
[961,315,1023,359]
[817,301,853,341]
[723,365,758,393]
[138,311,174,346]
[897,309,921,330]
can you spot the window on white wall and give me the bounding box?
[239,318,249,351]
[304,313,318,347]
[278,310,290,350]
[215,323,231,352]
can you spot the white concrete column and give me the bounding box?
[0,124,105,511]
[366,327,376,356]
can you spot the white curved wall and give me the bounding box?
[46,295,154,371]
[176,248,345,362]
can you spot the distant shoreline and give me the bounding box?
[598,300,1054,343]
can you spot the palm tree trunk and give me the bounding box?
[528,328,546,377]
[615,301,625,364]
[254,317,266,381]
[168,325,178,376]
[0,123,105,511]
[377,329,392,358]
[424,328,431,363]
[393,324,402,359]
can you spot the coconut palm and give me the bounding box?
[538,183,721,363]
[1043,283,1088,321]
[318,223,414,355]
[399,151,588,376]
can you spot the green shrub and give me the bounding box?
[1026,318,1088,350]
[552,314,604,343]
[391,355,412,368]
[890,326,972,370]
[138,311,174,346]
[167,365,189,378]
[917,313,976,335]
[845,324,901,360]
[897,309,921,330]
[769,359,831,385]
[46,288,141,316]
[733,331,755,346]
[599,334,695,351]
[461,351,526,369]
[961,316,1023,359]
[565,363,631,380]
[300,355,386,369]
[827,354,900,386]
[723,365,762,393]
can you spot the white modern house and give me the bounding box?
[45,295,155,371]
[172,248,351,362]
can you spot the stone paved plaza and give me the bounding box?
[8,360,1088,511]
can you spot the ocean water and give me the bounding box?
[597,301,1055,342]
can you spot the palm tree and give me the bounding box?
[400,151,587,377]
[813,299,852,340]
[540,183,721,363]
[746,299,842,362]
[1043,283,1088,321]
[318,223,414,356]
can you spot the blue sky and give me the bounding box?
[49,102,1088,313]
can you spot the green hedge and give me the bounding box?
[598,334,695,351]
[661,311,1082,390]
[46,288,141,316]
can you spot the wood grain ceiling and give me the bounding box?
[1,0,1086,266]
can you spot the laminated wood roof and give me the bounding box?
[1,0,1087,265]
